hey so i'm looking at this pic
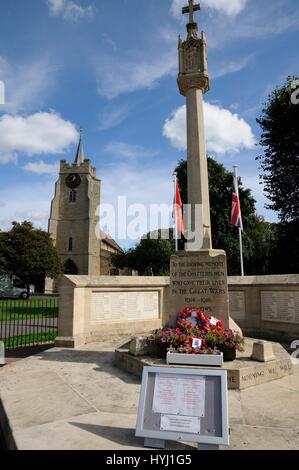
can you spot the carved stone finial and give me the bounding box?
[177,3,210,96]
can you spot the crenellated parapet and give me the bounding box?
[60,159,97,177]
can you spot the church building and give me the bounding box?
[47,131,123,282]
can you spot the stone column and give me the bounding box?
[186,87,211,250]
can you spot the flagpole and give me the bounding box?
[239,226,244,277]
[233,165,245,277]
[173,172,179,252]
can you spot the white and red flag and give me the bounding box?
[231,166,245,276]
[231,171,243,231]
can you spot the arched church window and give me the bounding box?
[69,190,76,202]
[68,237,73,252]
[63,259,78,275]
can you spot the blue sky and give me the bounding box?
[0,0,298,248]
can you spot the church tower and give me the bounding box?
[48,130,101,276]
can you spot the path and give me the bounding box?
[0,338,298,450]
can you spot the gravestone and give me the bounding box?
[169,1,230,327]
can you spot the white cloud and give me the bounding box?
[0,112,78,163]
[0,56,56,114]
[163,102,255,154]
[0,153,18,165]
[96,50,176,99]
[104,141,158,160]
[23,160,59,175]
[47,0,95,21]
[99,104,130,131]
[171,0,247,18]
[171,0,299,51]
[211,56,252,79]
[228,3,299,41]
[0,181,54,231]
[14,210,50,223]
[205,0,247,16]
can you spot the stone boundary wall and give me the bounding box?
[56,275,169,348]
[56,274,299,348]
[228,275,299,343]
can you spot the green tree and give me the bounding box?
[0,232,8,273]
[112,229,175,276]
[256,76,299,222]
[256,77,299,273]
[269,221,299,274]
[0,221,61,293]
[244,219,278,275]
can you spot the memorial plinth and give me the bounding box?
[169,250,230,327]
[115,337,293,391]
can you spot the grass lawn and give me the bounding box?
[3,330,58,349]
[0,298,58,321]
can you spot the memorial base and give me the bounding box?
[169,250,230,327]
[115,337,293,391]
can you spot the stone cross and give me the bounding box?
[169,1,231,331]
[182,0,200,24]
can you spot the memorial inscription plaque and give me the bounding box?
[91,291,160,323]
[229,291,246,322]
[261,291,299,324]
[169,250,230,326]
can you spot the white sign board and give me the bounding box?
[161,415,201,434]
[152,373,205,418]
[136,366,229,447]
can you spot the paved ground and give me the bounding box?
[2,345,55,366]
[0,338,299,450]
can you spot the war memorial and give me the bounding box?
[0,0,298,453]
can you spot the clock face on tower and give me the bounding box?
[65,173,81,189]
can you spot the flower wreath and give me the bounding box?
[177,306,224,331]
[177,307,209,330]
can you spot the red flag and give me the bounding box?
[174,180,185,236]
